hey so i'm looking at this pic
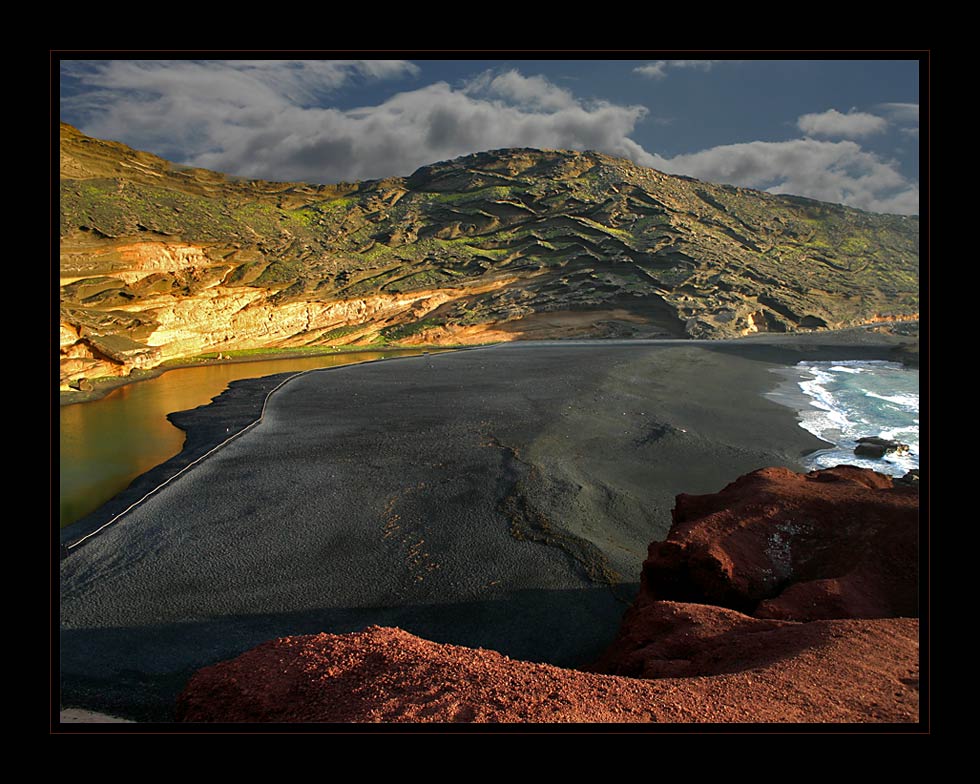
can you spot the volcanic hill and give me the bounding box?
[59,123,919,388]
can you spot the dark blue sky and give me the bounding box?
[60,57,921,214]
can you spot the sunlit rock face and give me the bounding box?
[59,123,919,387]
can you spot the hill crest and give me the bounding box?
[58,124,919,387]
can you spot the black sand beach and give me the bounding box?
[59,334,915,722]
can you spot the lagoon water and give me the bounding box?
[59,351,431,527]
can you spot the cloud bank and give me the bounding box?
[633,60,727,79]
[654,139,918,215]
[797,108,888,138]
[877,102,919,124]
[61,61,918,214]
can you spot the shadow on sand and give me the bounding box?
[60,583,638,723]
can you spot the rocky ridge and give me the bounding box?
[592,465,919,678]
[60,124,918,388]
[176,466,921,724]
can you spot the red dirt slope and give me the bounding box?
[176,619,917,723]
[176,466,920,724]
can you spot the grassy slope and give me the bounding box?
[59,124,919,365]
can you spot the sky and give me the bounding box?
[58,56,923,215]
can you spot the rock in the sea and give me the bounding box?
[854,436,910,459]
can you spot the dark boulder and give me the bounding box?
[855,436,910,459]
[894,469,920,489]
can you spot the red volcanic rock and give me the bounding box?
[592,464,921,716]
[643,466,918,621]
[176,622,919,723]
[591,601,790,678]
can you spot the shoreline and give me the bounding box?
[60,348,456,540]
[59,348,462,529]
[59,332,919,722]
[58,325,917,406]
[58,344,482,406]
[775,358,920,477]
[59,329,916,542]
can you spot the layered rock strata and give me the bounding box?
[60,124,919,387]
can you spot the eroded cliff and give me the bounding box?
[59,124,919,387]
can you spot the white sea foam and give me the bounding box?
[865,391,920,410]
[792,360,919,477]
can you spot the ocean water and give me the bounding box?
[771,360,919,477]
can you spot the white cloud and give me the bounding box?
[877,102,919,124]
[64,62,649,184]
[63,59,418,107]
[797,108,888,138]
[633,61,668,80]
[473,70,577,111]
[62,61,918,214]
[658,138,917,214]
[61,59,421,169]
[634,59,729,79]
[879,103,919,145]
[669,60,724,71]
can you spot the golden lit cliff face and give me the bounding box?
[58,237,474,386]
[57,234,523,387]
[58,124,919,387]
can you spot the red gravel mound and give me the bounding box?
[643,466,918,620]
[176,620,918,723]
